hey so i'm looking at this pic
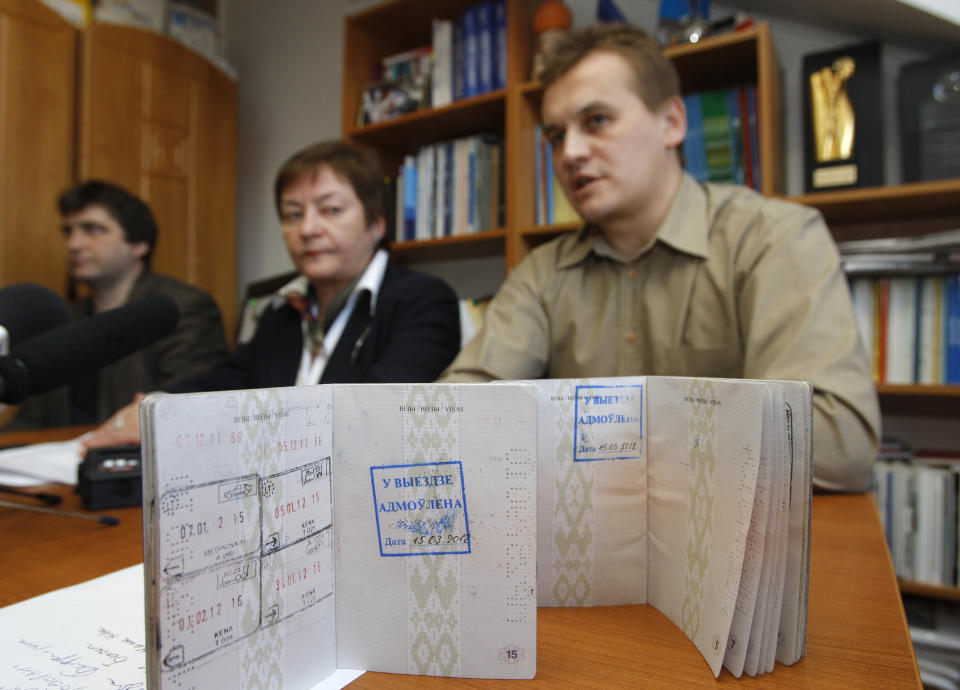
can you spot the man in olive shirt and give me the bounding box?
[440,23,880,492]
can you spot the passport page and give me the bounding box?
[774,380,813,667]
[331,383,538,679]
[645,377,764,678]
[520,377,648,607]
[142,386,338,690]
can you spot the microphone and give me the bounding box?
[0,293,180,404]
[0,283,71,356]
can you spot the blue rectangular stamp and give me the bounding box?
[370,461,471,557]
[573,384,644,462]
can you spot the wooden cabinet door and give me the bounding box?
[78,24,237,337]
[0,0,75,296]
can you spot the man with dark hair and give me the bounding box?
[8,180,229,428]
[59,180,159,266]
[441,23,880,492]
[83,141,461,448]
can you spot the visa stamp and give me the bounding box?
[158,475,262,577]
[158,556,261,669]
[370,461,471,557]
[260,458,332,555]
[573,384,644,462]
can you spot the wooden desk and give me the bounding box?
[0,479,920,686]
[0,424,93,446]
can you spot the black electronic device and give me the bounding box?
[77,445,143,510]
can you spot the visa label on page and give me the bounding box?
[574,384,644,462]
[370,461,471,557]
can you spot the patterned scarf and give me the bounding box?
[286,275,362,356]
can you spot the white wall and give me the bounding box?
[223,0,369,301]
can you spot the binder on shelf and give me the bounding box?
[727,88,745,186]
[873,453,960,588]
[492,0,507,90]
[948,275,960,384]
[476,2,494,95]
[431,19,454,108]
[534,124,545,226]
[746,85,762,187]
[847,271,960,386]
[683,93,707,183]
[702,90,734,183]
[462,5,479,99]
[453,16,466,101]
[402,155,417,242]
[395,134,503,241]
[738,87,755,189]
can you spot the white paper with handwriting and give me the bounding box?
[0,565,146,689]
[0,565,362,690]
[140,383,537,689]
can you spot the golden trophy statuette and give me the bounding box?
[810,57,856,162]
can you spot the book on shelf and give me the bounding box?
[453,14,465,100]
[702,89,735,183]
[492,0,507,90]
[745,85,762,187]
[532,125,582,227]
[837,228,960,255]
[401,154,417,241]
[682,85,762,189]
[462,5,479,98]
[885,277,918,384]
[428,2,505,106]
[727,88,745,186]
[683,93,707,182]
[849,272,960,384]
[873,451,960,587]
[393,134,503,241]
[520,375,812,678]
[431,19,454,108]
[840,252,960,275]
[415,145,434,240]
[738,87,755,189]
[380,45,432,82]
[141,383,539,686]
[476,2,493,94]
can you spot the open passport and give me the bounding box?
[141,383,539,687]
[526,376,811,678]
[140,377,811,686]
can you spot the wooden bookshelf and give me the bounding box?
[344,0,960,608]
[342,3,782,269]
[899,579,960,603]
[800,180,960,406]
[878,384,960,397]
[347,90,506,157]
[389,229,506,263]
[791,178,960,242]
